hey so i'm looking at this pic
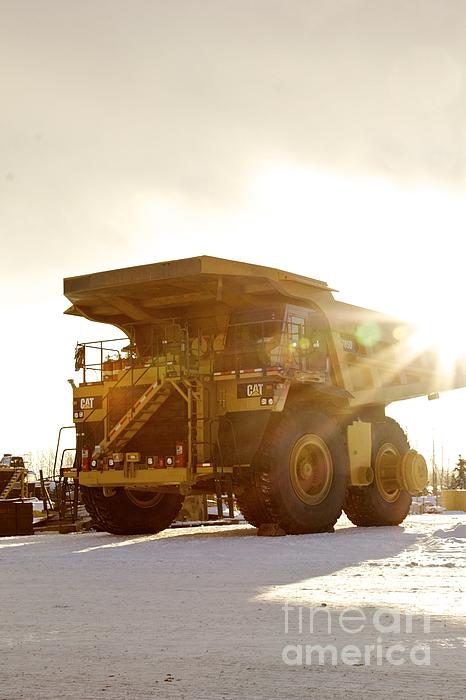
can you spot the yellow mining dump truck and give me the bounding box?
[63,256,464,535]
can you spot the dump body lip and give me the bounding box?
[63,255,333,298]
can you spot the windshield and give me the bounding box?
[215,307,285,371]
[226,308,284,350]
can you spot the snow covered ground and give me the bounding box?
[1,513,465,699]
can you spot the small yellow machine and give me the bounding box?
[63,256,463,535]
[0,455,28,501]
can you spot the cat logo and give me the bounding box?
[237,382,275,400]
[246,383,264,397]
[73,396,102,413]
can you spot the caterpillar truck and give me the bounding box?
[63,256,462,535]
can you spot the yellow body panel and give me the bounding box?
[79,465,232,489]
[440,490,466,511]
[347,422,373,485]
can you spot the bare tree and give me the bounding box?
[32,448,56,479]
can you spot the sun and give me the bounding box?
[408,307,466,379]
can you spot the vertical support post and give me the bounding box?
[39,469,49,518]
[20,469,28,500]
[227,494,234,519]
[75,424,84,522]
[215,481,223,519]
[100,341,103,383]
[226,477,235,518]
[72,475,79,523]
[187,384,194,484]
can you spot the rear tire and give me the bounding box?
[344,418,412,527]
[251,409,348,534]
[81,487,184,535]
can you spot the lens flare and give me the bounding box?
[356,323,381,348]
[406,308,466,381]
[393,325,410,341]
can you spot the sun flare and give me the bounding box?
[407,310,466,380]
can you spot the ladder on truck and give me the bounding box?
[57,469,79,523]
[84,323,211,477]
[99,381,172,453]
[0,467,27,499]
[52,428,79,525]
[169,378,204,475]
[97,376,207,476]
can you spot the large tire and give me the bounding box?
[248,409,348,534]
[236,477,275,528]
[344,418,412,527]
[80,485,109,531]
[80,485,103,527]
[82,487,184,535]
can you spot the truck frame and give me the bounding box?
[63,256,461,535]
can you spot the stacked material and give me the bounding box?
[0,502,33,537]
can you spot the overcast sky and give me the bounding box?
[1,0,466,460]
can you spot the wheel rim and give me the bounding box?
[289,434,333,505]
[125,489,163,508]
[374,443,401,502]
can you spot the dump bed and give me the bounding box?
[64,255,334,326]
[64,255,466,407]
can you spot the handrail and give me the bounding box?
[53,426,76,481]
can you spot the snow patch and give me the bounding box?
[433,523,466,539]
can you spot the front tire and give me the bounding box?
[81,487,184,535]
[236,478,274,528]
[251,409,348,534]
[344,418,412,527]
[80,485,105,530]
